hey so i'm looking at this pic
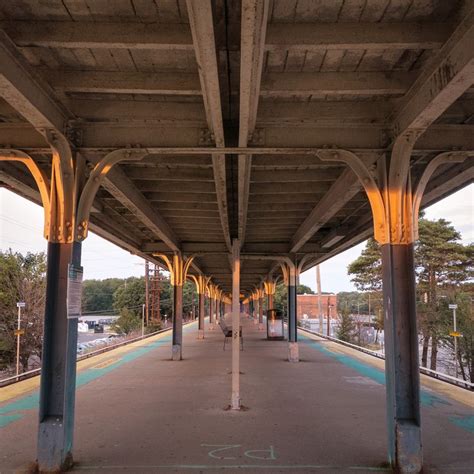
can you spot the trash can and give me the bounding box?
[266,309,284,340]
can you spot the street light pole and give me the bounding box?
[141,303,145,338]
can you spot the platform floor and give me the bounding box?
[1,317,473,473]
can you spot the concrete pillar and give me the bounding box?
[198,291,205,339]
[382,243,421,472]
[172,282,183,360]
[37,241,81,471]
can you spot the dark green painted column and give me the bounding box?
[381,243,421,472]
[172,283,183,360]
[38,240,82,471]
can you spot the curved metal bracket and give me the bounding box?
[76,149,148,241]
[412,151,471,232]
[41,129,76,242]
[0,149,51,239]
[317,149,388,244]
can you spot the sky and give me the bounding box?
[1,184,472,293]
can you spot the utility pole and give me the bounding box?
[327,296,330,337]
[15,302,25,378]
[145,261,149,325]
[316,265,323,334]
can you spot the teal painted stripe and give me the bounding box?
[301,335,474,434]
[449,415,474,433]
[0,326,188,428]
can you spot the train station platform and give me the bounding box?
[1,318,473,473]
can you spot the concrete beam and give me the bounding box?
[239,0,270,246]
[1,21,193,50]
[265,22,451,51]
[187,0,231,252]
[261,72,416,97]
[392,7,474,135]
[46,70,201,96]
[0,31,68,131]
[2,21,450,52]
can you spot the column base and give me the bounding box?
[209,323,215,330]
[393,421,422,473]
[172,344,182,361]
[231,393,241,410]
[258,323,265,331]
[197,329,204,340]
[37,416,74,472]
[253,318,258,324]
[288,342,299,362]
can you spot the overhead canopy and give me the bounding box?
[0,0,473,294]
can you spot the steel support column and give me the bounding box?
[287,274,298,362]
[258,293,264,330]
[209,291,215,329]
[382,243,421,471]
[172,282,183,360]
[314,144,452,472]
[231,239,241,410]
[198,291,205,339]
[155,253,194,361]
[37,241,80,471]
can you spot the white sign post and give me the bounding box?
[16,302,26,378]
[448,304,458,378]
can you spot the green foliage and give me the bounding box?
[347,216,473,375]
[438,292,474,382]
[297,284,314,294]
[113,277,146,317]
[273,283,287,317]
[112,308,141,335]
[82,278,123,313]
[337,306,355,342]
[347,238,383,292]
[0,250,46,370]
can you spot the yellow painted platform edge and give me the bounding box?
[0,328,174,403]
[300,330,474,408]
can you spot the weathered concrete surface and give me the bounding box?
[1,319,473,473]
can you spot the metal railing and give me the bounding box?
[0,322,193,388]
[299,327,474,391]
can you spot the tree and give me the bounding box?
[297,284,314,294]
[82,278,123,313]
[0,250,46,371]
[347,217,473,371]
[113,277,145,317]
[112,308,141,335]
[347,238,383,292]
[438,291,474,382]
[337,306,355,342]
[415,219,472,370]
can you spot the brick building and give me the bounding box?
[297,294,337,320]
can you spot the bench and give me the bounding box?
[219,319,243,351]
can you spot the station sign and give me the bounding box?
[448,304,458,309]
[16,302,26,308]
[14,329,25,336]
[449,331,462,337]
